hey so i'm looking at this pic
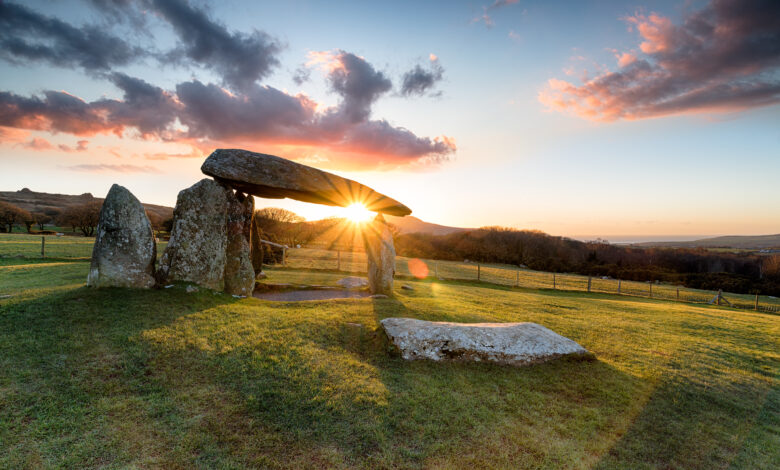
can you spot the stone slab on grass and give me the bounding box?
[381,318,590,366]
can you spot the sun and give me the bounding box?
[343,203,374,223]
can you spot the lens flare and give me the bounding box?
[408,258,429,279]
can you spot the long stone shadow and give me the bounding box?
[0,285,241,466]
[124,295,644,467]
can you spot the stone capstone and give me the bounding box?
[157,179,236,291]
[201,148,412,216]
[366,214,395,295]
[87,184,156,288]
[381,318,590,366]
[223,192,255,296]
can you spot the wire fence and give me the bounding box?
[282,247,780,314]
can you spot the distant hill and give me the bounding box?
[634,234,780,250]
[385,215,469,236]
[0,188,173,222]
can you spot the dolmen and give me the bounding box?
[87,148,412,296]
[381,318,591,366]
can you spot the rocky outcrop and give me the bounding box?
[87,184,156,288]
[381,318,590,366]
[366,214,395,295]
[201,148,412,216]
[157,179,234,290]
[223,192,255,295]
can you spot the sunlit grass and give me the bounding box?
[0,248,778,468]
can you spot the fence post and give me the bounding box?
[676,287,680,300]
[755,293,759,311]
[516,269,519,287]
[553,273,556,290]
[41,236,45,258]
[717,289,722,306]
[283,247,287,267]
[337,250,341,271]
[477,263,481,281]
[649,282,652,298]
[587,276,591,293]
[434,262,438,279]
[617,279,621,294]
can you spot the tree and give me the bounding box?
[32,212,52,231]
[57,202,102,236]
[0,201,32,233]
[255,207,304,224]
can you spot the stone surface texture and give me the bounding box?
[336,276,369,289]
[201,149,412,216]
[366,214,396,295]
[223,192,255,295]
[157,179,233,290]
[87,184,156,288]
[249,214,265,278]
[381,318,589,366]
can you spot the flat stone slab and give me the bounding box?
[381,318,590,366]
[201,149,412,216]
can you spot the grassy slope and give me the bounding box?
[0,262,779,468]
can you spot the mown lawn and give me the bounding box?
[0,258,778,468]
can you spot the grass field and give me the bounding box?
[1,234,778,468]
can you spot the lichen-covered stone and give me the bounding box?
[381,318,590,366]
[224,192,255,295]
[201,148,412,216]
[157,179,233,290]
[366,214,395,295]
[249,214,265,278]
[87,184,156,288]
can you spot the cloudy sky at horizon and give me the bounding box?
[1,0,778,240]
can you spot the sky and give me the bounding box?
[1,0,778,242]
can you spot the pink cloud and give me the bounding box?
[540,0,780,121]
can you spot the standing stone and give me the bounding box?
[87,184,156,288]
[365,214,395,295]
[224,192,255,295]
[157,179,233,290]
[249,214,265,278]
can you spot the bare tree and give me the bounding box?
[0,201,32,233]
[32,212,52,231]
[57,202,102,236]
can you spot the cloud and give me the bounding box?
[18,137,54,151]
[540,0,780,121]
[0,2,145,72]
[323,51,393,123]
[66,163,161,173]
[472,0,519,28]
[59,140,90,152]
[400,55,444,97]
[150,0,281,91]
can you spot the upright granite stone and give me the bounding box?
[249,214,265,278]
[381,318,591,366]
[365,214,395,295]
[202,149,412,216]
[87,184,156,288]
[157,179,233,290]
[224,192,255,295]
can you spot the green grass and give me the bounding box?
[1,241,778,468]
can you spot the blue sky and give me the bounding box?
[1,0,778,241]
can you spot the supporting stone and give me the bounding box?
[249,213,265,278]
[365,213,395,295]
[157,179,233,290]
[87,184,156,288]
[223,192,255,295]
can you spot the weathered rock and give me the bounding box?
[224,192,255,295]
[336,276,369,289]
[87,184,156,288]
[157,179,233,290]
[365,214,395,295]
[201,149,412,216]
[381,318,590,366]
[249,214,265,278]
